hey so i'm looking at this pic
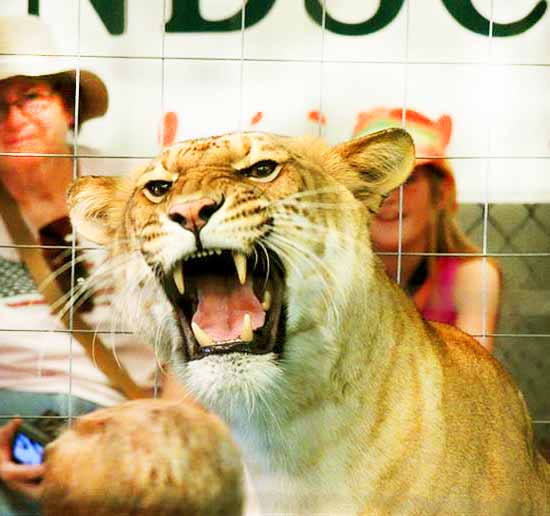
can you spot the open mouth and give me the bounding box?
[161,249,286,361]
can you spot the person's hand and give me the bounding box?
[158,111,178,147]
[0,419,45,500]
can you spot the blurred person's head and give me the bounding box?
[353,107,477,256]
[0,15,107,169]
[41,399,244,516]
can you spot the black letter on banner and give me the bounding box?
[28,0,39,15]
[28,1,126,34]
[90,0,126,35]
[166,0,276,32]
[305,0,404,35]
[442,0,547,37]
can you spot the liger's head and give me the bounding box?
[68,130,414,417]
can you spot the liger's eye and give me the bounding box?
[240,160,281,183]
[143,180,172,202]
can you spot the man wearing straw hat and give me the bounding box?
[0,16,156,515]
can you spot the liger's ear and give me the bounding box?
[333,128,415,211]
[67,176,124,245]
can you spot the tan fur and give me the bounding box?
[68,130,549,515]
[41,399,243,516]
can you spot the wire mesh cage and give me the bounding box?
[0,0,549,459]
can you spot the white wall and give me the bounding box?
[2,0,549,202]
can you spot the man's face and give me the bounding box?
[0,76,73,167]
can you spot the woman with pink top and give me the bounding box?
[354,108,501,352]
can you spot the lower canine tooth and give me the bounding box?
[174,262,184,295]
[241,313,253,342]
[191,322,213,347]
[261,291,272,311]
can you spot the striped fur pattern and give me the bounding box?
[68,131,549,514]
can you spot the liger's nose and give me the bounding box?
[168,197,221,233]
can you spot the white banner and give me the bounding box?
[2,1,549,202]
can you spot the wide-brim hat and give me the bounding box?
[0,15,108,124]
[353,107,456,209]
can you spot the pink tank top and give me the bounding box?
[414,257,461,325]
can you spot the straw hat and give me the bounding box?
[0,15,108,124]
[353,107,457,210]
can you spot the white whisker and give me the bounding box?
[267,233,344,326]
[275,186,343,202]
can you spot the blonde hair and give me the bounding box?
[424,164,501,295]
[41,399,244,516]
[424,163,480,256]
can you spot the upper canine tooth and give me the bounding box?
[174,262,184,295]
[261,290,272,311]
[191,322,213,347]
[241,313,253,342]
[232,252,247,285]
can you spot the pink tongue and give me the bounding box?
[192,275,265,341]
